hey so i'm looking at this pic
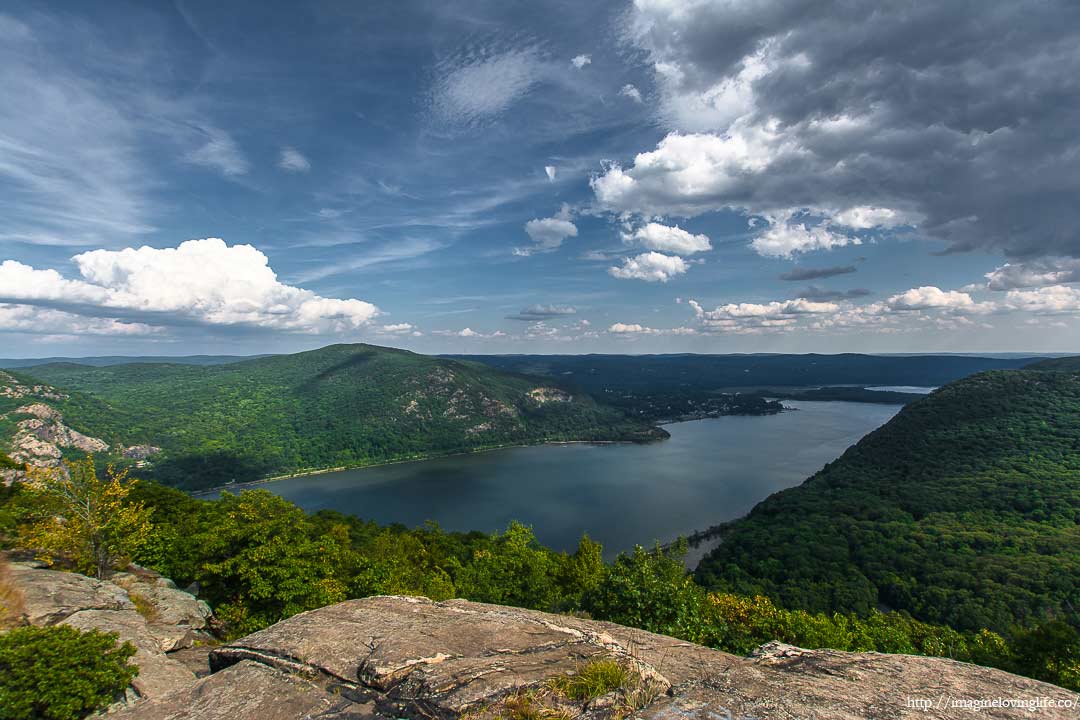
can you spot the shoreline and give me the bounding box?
[189,437,646,497]
[190,407,801,497]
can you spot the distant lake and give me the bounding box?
[229,401,901,559]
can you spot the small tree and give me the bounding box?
[20,457,153,579]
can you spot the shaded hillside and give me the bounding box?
[18,344,662,489]
[696,369,1080,634]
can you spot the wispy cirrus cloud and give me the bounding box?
[183,126,249,177]
[278,147,311,173]
[0,13,155,247]
[430,43,548,128]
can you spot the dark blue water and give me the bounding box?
[230,401,900,557]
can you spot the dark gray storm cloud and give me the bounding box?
[505,304,577,321]
[779,265,857,281]
[609,0,1080,259]
[795,286,871,302]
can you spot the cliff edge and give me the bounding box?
[109,595,1078,720]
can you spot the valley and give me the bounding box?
[2,346,1078,695]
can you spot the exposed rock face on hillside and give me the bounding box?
[0,400,109,473]
[0,372,68,401]
[7,562,215,704]
[112,596,1078,720]
[0,373,111,481]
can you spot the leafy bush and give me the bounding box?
[582,542,707,642]
[181,491,348,637]
[0,625,137,720]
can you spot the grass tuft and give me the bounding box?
[501,690,573,720]
[549,659,629,702]
[129,592,160,624]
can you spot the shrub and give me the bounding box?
[582,543,707,642]
[0,625,137,720]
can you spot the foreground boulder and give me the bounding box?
[7,562,216,703]
[115,596,1079,720]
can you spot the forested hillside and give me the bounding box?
[696,369,1080,635]
[15,344,663,489]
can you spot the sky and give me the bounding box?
[2,0,1080,357]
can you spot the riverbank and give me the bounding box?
[190,436,661,497]
[191,404,802,497]
[192,401,903,559]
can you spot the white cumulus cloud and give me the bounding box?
[571,54,591,69]
[516,205,578,256]
[608,322,651,334]
[0,238,380,334]
[626,222,711,254]
[379,323,414,334]
[591,129,784,218]
[885,286,979,312]
[751,220,857,258]
[1004,285,1080,314]
[832,206,910,230]
[608,252,688,282]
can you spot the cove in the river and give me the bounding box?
[219,400,901,559]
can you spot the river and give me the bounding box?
[224,400,902,559]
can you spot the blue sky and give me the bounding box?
[2,0,1080,356]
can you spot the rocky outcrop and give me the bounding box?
[528,387,572,404]
[123,444,162,462]
[114,596,1079,720]
[1,403,109,468]
[7,562,216,705]
[0,372,68,401]
[12,562,133,626]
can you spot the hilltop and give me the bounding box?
[696,369,1080,634]
[7,344,663,489]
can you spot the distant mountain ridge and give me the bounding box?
[6,344,662,489]
[451,353,1045,394]
[0,354,269,369]
[3,351,1060,372]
